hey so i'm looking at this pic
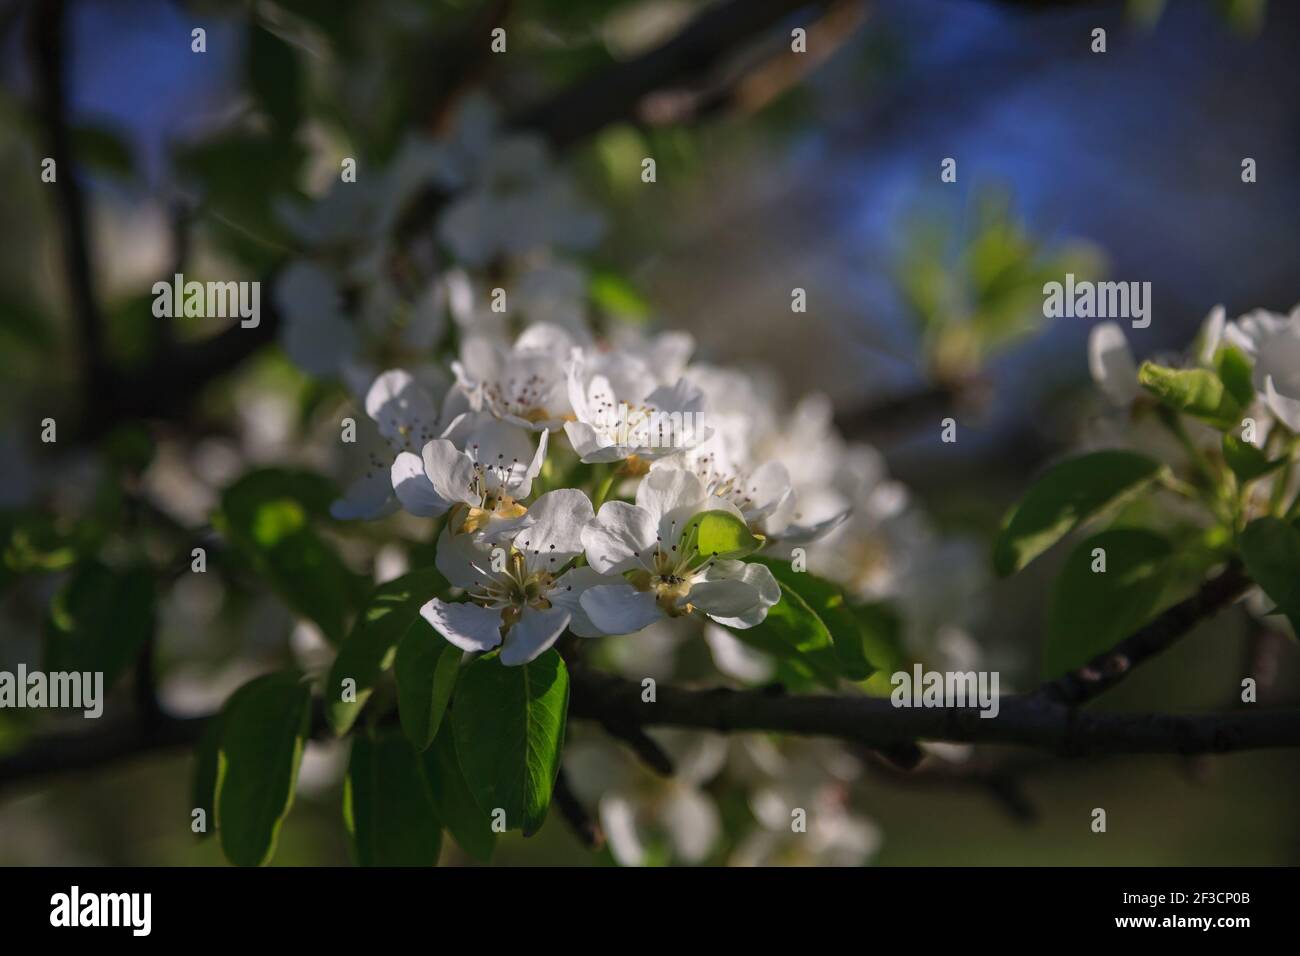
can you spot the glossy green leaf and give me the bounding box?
[344,730,443,866]
[44,562,154,693]
[192,713,225,842]
[752,557,880,680]
[1215,345,1256,410]
[326,567,448,736]
[680,510,761,560]
[724,582,841,690]
[395,621,461,750]
[1045,529,1173,678]
[1239,518,1300,633]
[219,469,367,645]
[1138,361,1241,429]
[215,671,312,867]
[451,650,568,836]
[420,724,497,863]
[1222,433,1284,484]
[851,601,907,685]
[993,450,1164,576]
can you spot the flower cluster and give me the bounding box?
[339,319,867,663]
[287,93,986,863]
[1088,303,1300,631]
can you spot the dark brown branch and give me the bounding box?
[862,751,1045,824]
[569,668,1300,756]
[552,767,604,850]
[587,700,675,775]
[8,686,1295,798]
[1037,562,1251,707]
[510,0,837,148]
[0,561,1289,796]
[417,0,513,132]
[0,712,205,793]
[30,0,110,408]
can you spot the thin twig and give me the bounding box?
[553,767,604,850]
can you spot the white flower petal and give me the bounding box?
[433,527,495,590]
[1198,305,1226,366]
[741,461,794,522]
[515,488,594,568]
[582,501,656,573]
[563,420,612,462]
[500,605,570,666]
[331,469,399,521]
[688,576,762,619]
[635,467,706,525]
[365,369,440,449]
[1264,374,1300,431]
[549,566,620,637]
[420,598,503,654]
[392,451,451,517]
[1087,321,1139,407]
[699,562,780,629]
[660,786,720,865]
[579,584,663,635]
[422,439,477,506]
[599,794,647,868]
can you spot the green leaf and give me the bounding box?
[589,270,650,322]
[993,450,1164,576]
[1239,518,1300,633]
[325,567,448,736]
[44,562,154,692]
[395,622,461,750]
[344,730,443,866]
[680,510,761,560]
[0,510,79,589]
[451,650,569,836]
[1045,529,1173,678]
[419,724,497,863]
[219,469,367,645]
[192,713,225,842]
[1222,433,1284,484]
[248,23,302,135]
[751,557,880,680]
[723,578,842,689]
[215,672,312,867]
[850,601,907,689]
[1138,361,1241,430]
[1215,345,1256,410]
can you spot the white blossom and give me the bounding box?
[580,468,780,633]
[1223,305,1300,430]
[420,490,610,665]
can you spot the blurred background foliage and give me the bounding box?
[0,0,1297,864]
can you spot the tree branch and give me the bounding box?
[0,711,204,794]
[569,668,1300,756]
[1037,562,1250,707]
[0,561,1286,797]
[553,767,605,851]
[30,0,110,409]
[509,0,837,148]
